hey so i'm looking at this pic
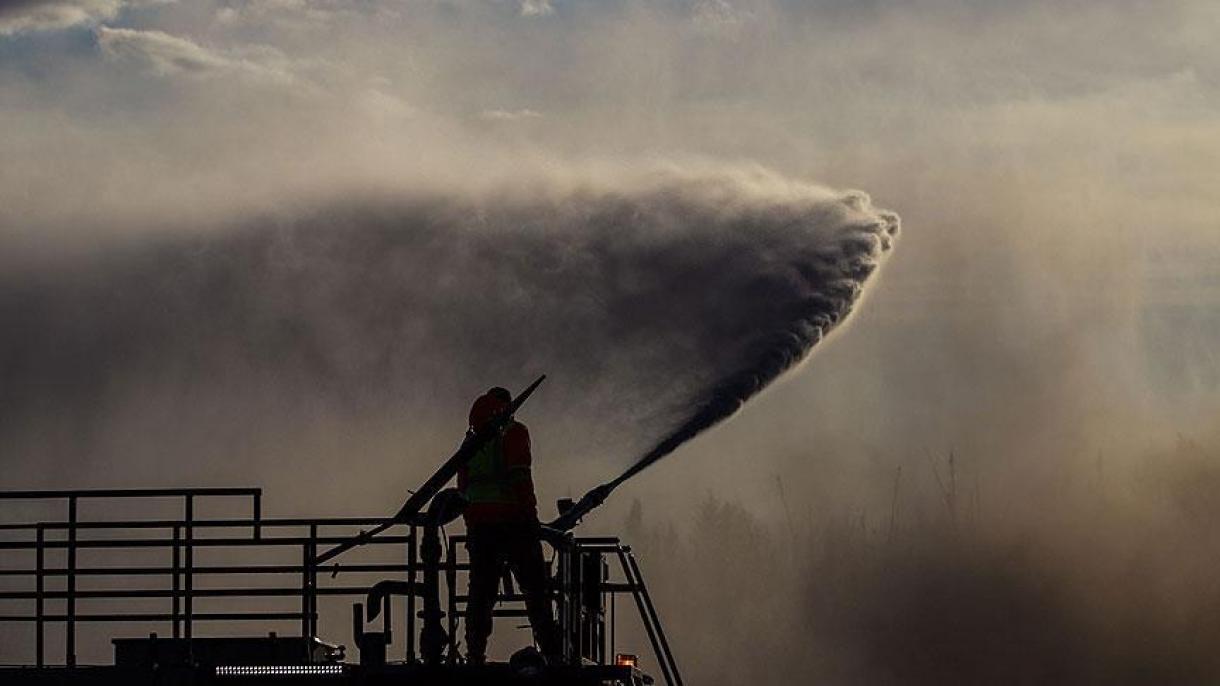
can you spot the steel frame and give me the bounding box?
[0,488,680,686]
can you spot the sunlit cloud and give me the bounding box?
[479,107,543,121]
[0,0,123,34]
[96,26,297,84]
[519,0,554,18]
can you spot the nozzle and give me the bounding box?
[548,482,616,532]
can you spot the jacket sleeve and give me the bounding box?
[502,423,538,513]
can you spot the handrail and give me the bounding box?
[0,518,416,666]
[0,487,263,666]
[0,487,679,683]
[0,517,391,531]
[625,551,683,686]
[0,488,261,499]
[0,535,411,549]
[0,488,413,669]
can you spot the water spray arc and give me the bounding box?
[553,190,899,531]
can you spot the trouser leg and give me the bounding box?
[507,526,561,661]
[464,530,503,663]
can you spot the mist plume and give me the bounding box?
[612,186,898,484]
[0,168,898,483]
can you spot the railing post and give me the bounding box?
[302,525,316,639]
[66,495,77,668]
[35,523,44,668]
[253,491,262,540]
[172,525,181,639]
[576,549,587,660]
[419,522,444,666]
[555,543,565,661]
[601,555,609,665]
[445,533,456,663]
[309,524,318,638]
[301,540,309,638]
[184,495,194,643]
[406,526,416,663]
[609,575,615,664]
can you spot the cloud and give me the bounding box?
[357,85,414,121]
[690,0,753,36]
[213,0,362,32]
[519,0,554,17]
[479,107,543,121]
[0,0,122,34]
[95,27,295,84]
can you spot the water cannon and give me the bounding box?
[549,481,616,532]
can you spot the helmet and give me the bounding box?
[468,386,511,428]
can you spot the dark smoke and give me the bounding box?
[0,170,897,485]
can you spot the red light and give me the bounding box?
[615,653,638,668]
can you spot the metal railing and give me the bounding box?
[0,488,680,685]
[0,488,411,668]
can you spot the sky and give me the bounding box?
[3,0,1215,496]
[2,0,1220,676]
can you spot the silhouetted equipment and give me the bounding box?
[113,634,343,670]
[550,481,616,532]
[0,377,682,686]
[509,645,547,676]
[549,430,694,532]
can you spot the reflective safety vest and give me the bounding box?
[464,433,516,506]
[460,421,535,523]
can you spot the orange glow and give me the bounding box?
[615,654,638,668]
